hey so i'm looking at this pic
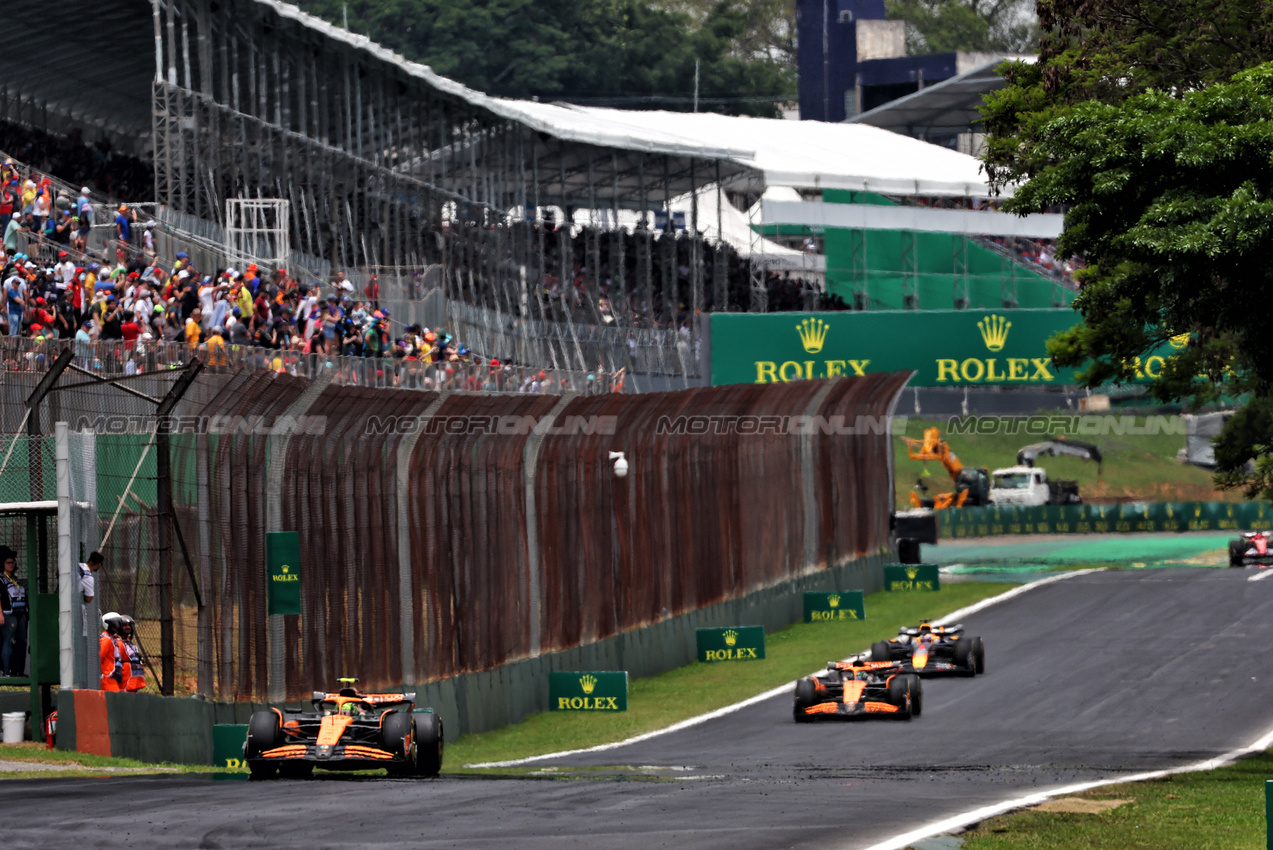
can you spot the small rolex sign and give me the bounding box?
[804,590,866,622]
[212,725,249,772]
[884,564,940,591]
[549,671,628,711]
[266,531,302,615]
[696,626,766,662]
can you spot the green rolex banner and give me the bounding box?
[549,671,628,711]
[803,590,866,622]
[212,724,249,772]
[696,626,766,662]
[709,310,1182,387]
[266,531,302,615]
[939,501,1271,538]
[884,564,940,591]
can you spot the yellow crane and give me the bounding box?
[902,427,990,510]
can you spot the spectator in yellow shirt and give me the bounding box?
[185,307,202,349]
[205,326,227,366]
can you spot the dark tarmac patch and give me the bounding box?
[7,569,1273,850]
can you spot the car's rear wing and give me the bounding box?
[828,660,901,672]
[898,623,963,636]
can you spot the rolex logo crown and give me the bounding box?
[579,674,597,695]
[905,566,918,580]
[977,314,1011,352]
[828,594,840,608]
[796,318,829,354]
[724,630,738,647]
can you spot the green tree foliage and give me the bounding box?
[885,0,1037,54]
[982,1,1273,496]
[294,0,794,115]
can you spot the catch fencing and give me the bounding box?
[1,349,909,701]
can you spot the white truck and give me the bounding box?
[989,466,1082,507]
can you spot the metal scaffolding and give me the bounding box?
[5,0,830,386]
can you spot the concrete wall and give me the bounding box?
[56,551,885,764]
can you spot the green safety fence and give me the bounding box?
[939,501,1270,539]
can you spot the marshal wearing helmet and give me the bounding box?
[244,678,442,779]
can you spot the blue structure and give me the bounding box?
[796,0,1001,129]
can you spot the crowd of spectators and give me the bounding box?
[0,162,612,390]
[0,122,152,203]
[443,219,844,342]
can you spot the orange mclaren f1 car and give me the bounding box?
[792,660,922,722]
[245,678,443,779]
[869,619,985,676]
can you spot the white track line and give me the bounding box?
[464,568,1102,769]
[1248,568,1273,582]
[857,722,1273,850]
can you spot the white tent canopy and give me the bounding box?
[495,102,1003,198]
[259,1,1003,200]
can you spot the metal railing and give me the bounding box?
[0,335,629,394]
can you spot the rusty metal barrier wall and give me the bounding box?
[407,393,560,689]
[1,349,909,701]
[529,374,911,659]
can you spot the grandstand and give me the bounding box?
[5,0,1068,389]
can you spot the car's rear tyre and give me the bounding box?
[1230,539,1246,567]
[953,637,975,676]
[886,675,913,720]
[870,641,893,663]
[972,637,986,674]
[904,674,923,716]
[278,763,312,780]
[413,712,443,777]
[793,678,817,723]
[898,538,921,564]
[248,761,278,780]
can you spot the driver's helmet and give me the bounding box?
[855,670,869,681]
[339,702,359,717]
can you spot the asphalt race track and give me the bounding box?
[7,568,1273,850]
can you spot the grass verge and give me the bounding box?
[0,741,215,778]
[894,416,1231,509]
[447,581,1015,771]
[956,748,1273,850]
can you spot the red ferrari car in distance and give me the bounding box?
[1230,531,1273,567]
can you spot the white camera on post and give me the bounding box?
[608,451,629,479]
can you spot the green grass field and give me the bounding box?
[958,750,1273,850]
[448,581,1014,770]
[894,416,1235,510]
[0,741,211,777]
